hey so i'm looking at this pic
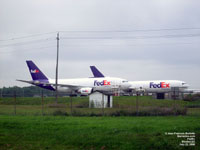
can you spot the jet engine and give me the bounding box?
[129,87,145,96]
[78,88,93,95]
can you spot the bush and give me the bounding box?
[48,103,66,108]
[52,110,68,116]
[107,107,187,117]
[75,101,89,108]
[184,94,200,101]
[71,109,85,116]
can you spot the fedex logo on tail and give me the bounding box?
[31,69,39,73]
[150,82,170,88]
[94,80,111,86]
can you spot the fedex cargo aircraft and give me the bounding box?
[90,66,189,94]
[17,61,130,95]
[128,80,188,93]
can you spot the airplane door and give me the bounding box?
[112,80,119,89]
[112,80,120,95]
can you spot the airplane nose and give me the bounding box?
[126,82,132,88]
[185,84,189,87]
[183,83,189,88]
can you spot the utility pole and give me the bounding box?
[102,93,104,116]
[70,96,73,116]
[0,88,2,99]
[14,90,16,115]
[55,32,59,104]
[41,90,44,116]
[136,92,139,116]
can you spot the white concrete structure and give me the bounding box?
[89,91,113,108]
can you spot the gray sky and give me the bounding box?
[0,0,200,89]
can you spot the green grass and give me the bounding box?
[0,96,89,105]
[0,96,199,116]
[0,96,199,149]
[0,116,199,150]
[114,96,200,107]
[187,108,200,116]
[1,96,199,107]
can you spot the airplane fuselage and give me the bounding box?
[49,77,131,94]
[129,80,188,93]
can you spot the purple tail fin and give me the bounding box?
[26,60,48,81]
[90,66,104,77]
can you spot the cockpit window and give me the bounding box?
[182,82,186,85]
[122,80,128,83]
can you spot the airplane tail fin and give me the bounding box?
[90,66,105,77]
[26,60,48,81]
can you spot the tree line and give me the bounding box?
[0,86,55,97]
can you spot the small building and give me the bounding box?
[89,91,113,108]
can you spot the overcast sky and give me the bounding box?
[0,0,200,89]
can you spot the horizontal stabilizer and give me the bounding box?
[16,79,55,91]
[16,79,35,84]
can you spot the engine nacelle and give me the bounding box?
[78,88,93,95]
[136,89,145,93]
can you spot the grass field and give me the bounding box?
[0,116,199,150]
[0,96,197,106]
[0,96,199,150]
[0,96,200,116]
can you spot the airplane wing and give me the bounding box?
[46,82,84,88]
[17,79,85,89]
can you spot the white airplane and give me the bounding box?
[17,61,131,95]
[90,66,189,96]
[128,80,189,93]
